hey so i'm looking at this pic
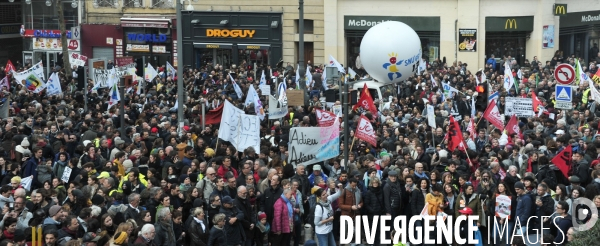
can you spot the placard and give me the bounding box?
[260,85,271,96]
[115,57,134,67]
[495,194,512,219]
[504,97,534,117]
[286,90,305,106]
[61,166,72,183]
[217,101,261,152]
[288,120,340,167]
[332,105,342,118]
[69,52,88,67]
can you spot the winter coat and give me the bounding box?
[454,193,484,223]
[187,218,209,246]
[233,196,254,240]
[536,164,557,190]
[364,186,386,215]
[154,221,176,246]
[411,189,427,216]
[260,185,282,223]
[383,180,402,214]
[272,197,292,234]
[207,226,227,246]
[36,164,52,184]
[219,206,245,244]
[339,185,363,217]
[52,160,68,180]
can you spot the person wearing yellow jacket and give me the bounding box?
[118,169,148,195]
[113,152,127,178]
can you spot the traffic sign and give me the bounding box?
[554,64,575,85]
[555,85,572,102]
[555,101,573,110]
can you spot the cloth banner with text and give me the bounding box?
[355,115,377,147]
[12,61,46,93]
[288,120,340,167]
[218,101,261,153]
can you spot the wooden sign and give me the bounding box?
[286,90,305,106]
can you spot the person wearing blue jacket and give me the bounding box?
[554,201,573,245]
[23,147,44,189]
[514,181,531,236]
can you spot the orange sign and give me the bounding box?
[206,29,255,38]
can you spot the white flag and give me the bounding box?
[245,85,265,120]
[503,61,514,90]
[171,99,178,111]
[348,67,357,79]
[305,65,312,87]
[230,74,243,99]
[427,105,436,128]
[166,61,176,77]
[260,70,266,85]
[46,72,62,96]
[329,55,345,74]
[588,78,600,102]
[107,82,120,111]
[295,64,300,86]
[517,69,523,79]
[145,63,158,82]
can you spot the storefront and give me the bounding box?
[121,18,175,73]
[559,10,600,61]
[21,29,80,78]
[180,12,283,69]
[343,16,441,68]
[484,16,534,66]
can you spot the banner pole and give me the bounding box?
[349,137,357,152]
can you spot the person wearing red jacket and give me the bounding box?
[217,156,238,181]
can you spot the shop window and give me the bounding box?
[295,42,314,66]
[151,0,174,8]
[295,20,314,34]
[485,32,527,66]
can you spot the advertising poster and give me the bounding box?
[543,25,555,48]
[458,29,477,52]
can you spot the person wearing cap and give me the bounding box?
[383,169,402,218]
[308,165,328,187]
[109,137,126,162]
[514,181,532,236]
[43,205,64,233]
[566,176,585,195]
[219,195,245,245]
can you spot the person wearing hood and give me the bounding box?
[313,183,342,246]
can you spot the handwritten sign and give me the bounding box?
[61,166,72,183]
[288,120,340,167]
[217,101,261,152]
[260,85,271,96]
[332,105,342,118]
[269,95,288,119]
[286,90,305,106]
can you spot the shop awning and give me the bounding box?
[121,18,171,28]
[238,44,271,50]
[193,43,233,49]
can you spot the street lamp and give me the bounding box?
[45,0,52,6]
[71,0,77,8]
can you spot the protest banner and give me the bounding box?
[286,90,304,106]
[268,95,288,119]
[218,101,261,152]
[69,53,88,67]
[355,115,377,146]
[12,61,46,93]
[288,120,340,167]
[46,72,62,96]
[316,109,336,127]
[504,97,534,117]
[332,105,342,118]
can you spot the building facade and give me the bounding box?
[324,0,573,72]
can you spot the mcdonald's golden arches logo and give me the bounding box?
[554,4,567,16]
[505,19,517,29]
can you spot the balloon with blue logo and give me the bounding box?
[360,21,422,84]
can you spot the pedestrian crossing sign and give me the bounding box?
[555,85,572,102]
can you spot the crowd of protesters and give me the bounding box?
[0,49,597,246]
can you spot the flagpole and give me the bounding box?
[349,137,357,152]
[119,77,126,138]
[201,98,206,130]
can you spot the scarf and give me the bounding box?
[160,220,176,245]
[280,194,293,218]
[415,171,429,180]
[2,230,13,240]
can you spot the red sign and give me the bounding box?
[115,57,134,67]
[554,64,575,85]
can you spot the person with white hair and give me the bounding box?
[154,207,176,246]
[134,224,156,245]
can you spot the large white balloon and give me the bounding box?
[360,21,422,84]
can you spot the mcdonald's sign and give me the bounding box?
[505,19,517,29]
[554,4,567,16]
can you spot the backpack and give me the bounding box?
[307,202,324,228]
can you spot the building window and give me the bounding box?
[151,0,175,8]
[295,20,314,34]
[94,0,119,8]
[295,42,314,66]
[485,32,527,65]
[123,0,142,8]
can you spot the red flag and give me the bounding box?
[532,92,542,113]
[447,115,466,152]
[200,103,224,125]
[4,60,15,76]
[552,145,572,179]
[466,118,476,141]
[315,108,336,127]
[483,100,505,130]
[505,115,520,136]
[352,84,378,115]
[355,115,377,147]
